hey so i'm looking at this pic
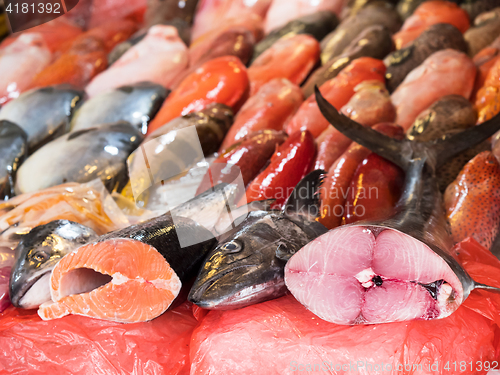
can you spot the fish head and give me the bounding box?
[189,211,312,309]
[9,220,97,309]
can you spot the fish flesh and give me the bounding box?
[0,121,27,201]
[0,85,84,151]
[464,7,500,58]
[220,78,302,151]
[302,25,393,98]
[146,56,249,135]
[252,11,338,63]
[15,123,143,194]
[385,23,468,93]
[71,82,169,135]
[248,34,320,96]
[320,1,402,64]
[284,88,500,325]
[391,49,476,130]
[286,57,386,137]
[9,220,98,309]
[189,170,328,309]
[85,25,188,98]
[392,1,470,50]
[144,0,199,27]
[38,215,217,322]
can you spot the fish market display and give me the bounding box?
[15,123,143,194]
[71,82,168,134]
[85,25,188,98]
[0,122,27,200]
[385,23,468,92]
[0,85,84,151]
[9,220,98,309]
[38,215,216,322]
[189,171,328,309]
[284,90,500,325]
[392,1,470,50]
[465,7,500,58]
[391,49,476,130]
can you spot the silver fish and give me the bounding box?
[70,82,169,134]
[0,121,27,200]
[9,220,97,309]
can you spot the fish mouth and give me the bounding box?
[10,270,51,308]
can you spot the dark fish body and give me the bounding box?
[145,0,199,27]
[0,85,84,151]
[100,214,216,283]
[15,122,143,194]
[9,220,97,309]
[252,11,339,64]
[302,25,393,97]
[71,82,169,134]
[464,7,500,57]
[189,171,328,309]
[320,2,402,64]
[0,121,27,200]
[385,23,468,93]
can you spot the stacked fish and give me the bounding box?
[1,0,500,372]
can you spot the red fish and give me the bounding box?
[313,127,352,171]
[242,130,315,208]
[475,56,500,124]
[318,123,404,230]
[392,1,470,50]
[146,56,250,135]
[285,57,386,138]
[247,34,320,96]
[196,130,288,195]
[220,78,302,151]
[444,151,500,250]
[471,41,500,102]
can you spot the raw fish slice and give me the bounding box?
[391,49,476,130]
[0,33,52,105]
[264,0,344,33]
[191,0,272,41]
[85,26,188,98]
[248,34,319,96]
[220,79,302,151]
[286,57,386,138]
[392,1,470,50]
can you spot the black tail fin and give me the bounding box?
[283,169,326,221]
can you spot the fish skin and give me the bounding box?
[70,82,169,135]
[189,171,328,309]
[392,1,470,50]
[302,25,393,98]
[391,49,476,130]
[0,121,28,200]
[320,1,402,64]
[9,220,98,309]
[252,11,339,63]
[313,126,353,171]
[462,0,500,22]
[0,85,84,151]
[385,23,468,93]
[145,0,199,26]
[219,78,303,151]
[15,123,143,195]
[444,151,500,251]
[465,8,500,58]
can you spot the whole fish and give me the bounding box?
[302,25,393,98]
[252,11,338,63]
[0,85,84,151]
[385,23,468,93]
[465,8,500,58]
[462,0,500,22]
[145,0,199,26]
[284,88,500,326]
[71,82,169,135]
[475,54,500,124]
[15,123,143,195]
[320,2,402,64]
[471,34,500,101]
[189,170,328,309]
[9,220,98,309]
[0,121,27,200]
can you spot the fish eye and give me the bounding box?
[220,240,242,253]
[31,251,49,262]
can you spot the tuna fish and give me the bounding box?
[284,88,500,325]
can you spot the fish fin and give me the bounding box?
[283,169,326,220]
[474,282,500,293]
[431,113,500,167]
[315,86,410,169]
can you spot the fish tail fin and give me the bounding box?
[283,169,326,220]
[315,86,411,170]
[474,282,500,293]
